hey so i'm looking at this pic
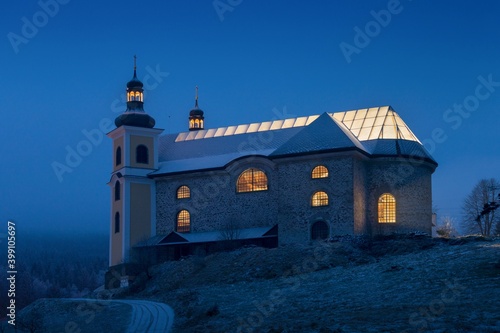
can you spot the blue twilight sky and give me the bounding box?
[1,0,499,235]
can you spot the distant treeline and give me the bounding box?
[0,231,108,313]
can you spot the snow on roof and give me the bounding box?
[270,112,366,156]
[151,106,435,176]
[136,226,277,246]
[174,114,320,142]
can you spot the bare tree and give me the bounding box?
[462,178,500,236]
[219,218,241,241]
[436,216,457,238]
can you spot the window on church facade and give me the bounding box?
[114,212,120,233]
[311,221,329,240]
[236,168,268,193]
[311,191,329,207]
[136,145,149,164]
[312,165,328,179]
[378,193,396,223]
[177,186,190,199]
[177,210,191,233]
[116,146,122,166]
[114,181,120,201]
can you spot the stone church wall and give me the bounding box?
[155,153,435,243]
[366,158,434,235]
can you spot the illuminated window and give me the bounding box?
[378,193,396,223]
[116,146,122,166]
[177,186,190,199]
[312,165,328,179]
[311,191,328,207]
[311,221,329,240]
[114,181,120,201]
[114,212,120,233]
[194,119,200,128]
[236,168,268,193]
[136,145,149,164]
[177,210,190,233]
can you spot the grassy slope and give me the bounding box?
[127,236,500,333]
[14,236,500,333]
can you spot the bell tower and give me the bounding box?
[189,86,205,131]
[107,56,163,267]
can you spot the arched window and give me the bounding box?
[116,146,122,166]
[378,193,396,223]
[311,221,329,240]
[194,119,200,128]
[236,168,268,193]
[311,191,329,207]
[177,210,190,233]
[136,145,149,164]
[114,181,120,201]
[312,165,328,179]
[114,212,120,233]
[177,185,190,199]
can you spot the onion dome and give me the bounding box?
[115,56,156,129]
[189,86,205,131]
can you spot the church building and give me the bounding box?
[107,64,437,270]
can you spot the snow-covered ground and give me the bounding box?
[14,298,173,333]
[133,235,500,332]
[14,235,500,332]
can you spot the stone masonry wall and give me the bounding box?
[366,158,434,235]
[155,153,435,243]
[155,161,278,235]
[275,154,355,244]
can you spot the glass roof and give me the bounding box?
[175,106,421,144]
[331,106,421,143]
